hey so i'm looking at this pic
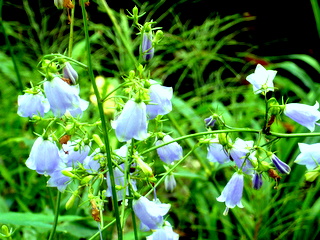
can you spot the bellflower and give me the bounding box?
[26,137,61,175]
[271,154,291,174]
[63,62,78,85]
[83,150,101,173]
[252,173,263,190]
[146,221,179,240]
[204,116,216,128]
[60,141,90,167]
[141,31,154,60]
[164,174,176,192]
[295,143,320,170]
[113,99,148,142]
[17,92,50,118]
[230,138,255,174]
[146,81,173,120]
[133,196,171,231]
[47,166,72,192]
[217,172,244,214]
[156,135,183,164]
[106,164,137,201]
[246,64,277,94]
[283,102,320,132]
[207,141,230,164]
[43,77,87,117]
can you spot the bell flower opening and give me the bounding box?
[246,64,277,94]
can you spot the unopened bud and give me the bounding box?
[305,168,320,182]
[65,190,79,210]
[61,169,75,178]
[154,30,164,44]
[81,175,94,184]
[92,134,105,149]
[136,157,153,177]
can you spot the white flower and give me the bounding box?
[246,64,277,94]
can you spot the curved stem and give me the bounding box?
[48,190,61,240]
[80,1,122,239]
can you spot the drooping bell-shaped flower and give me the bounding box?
[17,92,50,118]
[164,174,176,192]
[141,31,154,61]
[252,172,263,190]
[63,62,78,85]
[146,80,173,120]
[43,77,86,117]
[26,137,62,175]
[156,135,183,164]
[295,143,320,170]
[230,138,255,174]
[106,164,137,201]
[271,154,291,174]
[60,141,90,167]
[47,166,72,192]
[204,116,216,128]
[133,196,171,231]
[283,102,320,132]
[113,99,148,142]
[246,64,277,94]
[146,221,179,240]
[217,172,244,215]
[207,141,230,164]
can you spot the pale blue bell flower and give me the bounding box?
[217,172,244,214]
[133,196,171,231]
[295,143,320,170]
[26,137,62,175]
[63,62,78,85]
[156,135,183,164]
[271,154,291,174]
[142,32,154,60]
[43,77,83,117]
[47,166,72,192]
[113,99,148,142]
[207,142,230,164]
[230,138,255,174]
[60,141,90,167]
[17,92,50,118]
[83,150,101,174]
[146,80,173,120]
[164,174,176,192]
[146,221,179,240]
[284,102,320,132]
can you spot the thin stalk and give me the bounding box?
[48,191,61,240]
[80,1,122,239]
[68,1,76,58]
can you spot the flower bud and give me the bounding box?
[154,30,164,44]
[164,174,176,192]
[65,123,76,135]
[80,175,94,185]
[305,168,320,182]
[65,190,79,210]
[92,134,105,149]
[54,0,64,9]
[136,156,153,177]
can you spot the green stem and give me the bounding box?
[48,191,61,240]
[68,1,76,58]
[0,0,23,92]
[80,1,122,239]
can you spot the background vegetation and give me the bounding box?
[0,0,320,239]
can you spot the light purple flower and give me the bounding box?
[230,138,255,174]
[106,164,137,201]
[47,166,72,192]
[146,221,179,240]
[284,102,320,132]
[43,77,86,117]
[17,92,50,118]
[252,173,263,190]
[133,196,171,231]
[164,174,176,192]
[204,116,216,128]
[156,135,183,164]
[246,64,277,94]
[146,80,173,120]
[83,151,101,173]
[26,137,62,175]
[60,141,90,167]
[63,62,78,85]
[271,154,291,174]
[295,143,320,170]
[217,172,244,211]
[113,99,148,142]
[207,142,230,164]
[141,32,154,60]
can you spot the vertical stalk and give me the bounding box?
[80,1,122,239]
[48,191,61,240]
[68,1,75,57]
